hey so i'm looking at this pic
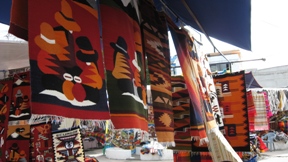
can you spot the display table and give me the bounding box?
[83,137,98,150]
[105,147,132,160]
[274,141,288,150]
[136,146,142,155]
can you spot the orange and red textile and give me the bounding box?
[247,90,256,131]
[213,71,250,151]
[168,22,220,151]
[5,124,30,162]
[173,151,191,162]
[0,79,13,161]
[171,76,192,150]
[28,0,110,120]
[30,122,54,161]
[9,71,31,121]
[100,0,148,131]
[140,0,174,145]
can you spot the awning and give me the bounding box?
[0,0,251,51]
[153,0,251,51]
[0,0,12,25]
[245,71,262,89]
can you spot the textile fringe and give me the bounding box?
[158,141,176,147]
[28,114,113,130]
[191,136,200,141]
[199,137,209,146]
[191,136,208,146]
[207,127,242,162]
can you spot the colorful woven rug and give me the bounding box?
[246,90,256,131]
[28,0,110,120]
[52,127,84,161]
[190,152,213,162]
[0,79,13,161]
[140,0,174,145]
[213,71,250,151]
[84,132,105,145]
[169,22,242,161]
[199,53,224,131]
[100,0,148,131]
[9,71,31,121]
[251,90,269,131]
[263,91,273,118]
[30,122,54,162]
[168,22,210,147]
[173,151,191,162]
[5,124,30,162]
[171,76,192,150]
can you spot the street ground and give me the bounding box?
[86,148,288,162]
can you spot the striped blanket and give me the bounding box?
[251,91,269,131]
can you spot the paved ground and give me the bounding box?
[258,149,288,162]
[86,148,288,162]
[86,148,173,162]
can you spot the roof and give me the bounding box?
[245,71,262,89]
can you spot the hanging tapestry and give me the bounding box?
[8,0,28,41]
[213,70,250,151]
[168,22,211,148]
[140,0,174,145]
[190,152,213,162]
[148,103,157,138]
[52,127,84,161]
[171,76,192,150]
[9,71,31,121]
[246,90,256,131]
[173,151,191,162]
[100,0,148,130]
[251,90,269,131]
[168,21,242,162]
[263,91,273,118]
[28,0,110,120]
[30,122,54,162]
[0,79,13,161]
[5,124,30,162]
[199,52,224,131]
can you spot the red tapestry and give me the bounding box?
[28,0,110,120]
[8,0,28,41]
[140,0,174,145]
[247,90,256,131]
[173,151,191,162]
[52,127,84,161]
[213,71,250,151]
[30,122,54,162]
[168,22,213,149]
[5,124,30,162]
[0,79,13,161]
[171,76,192,150]
[9,72,31,121]
[190,152,213,162]
[100,0,148,131]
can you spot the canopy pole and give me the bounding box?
[159,0,202,41]
[181,0,230,64]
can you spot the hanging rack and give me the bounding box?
[159,0,202,42]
